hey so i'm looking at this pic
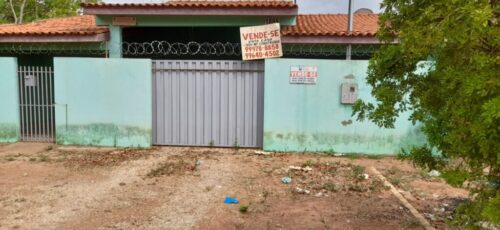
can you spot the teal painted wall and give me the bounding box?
[0,57,20,142]
[54,58,152,148]
[108,26,123,58]
[263,59,426,155]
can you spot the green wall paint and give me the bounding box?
[0,57,20,142]
[109,26,123,58]
[54,57,152,148]
[263,59,426,155]
[96,15,296,27]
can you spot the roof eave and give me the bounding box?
[83,7,298,16]
[0,33,109,43]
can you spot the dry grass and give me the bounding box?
[146,159,196,177]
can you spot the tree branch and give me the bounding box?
[8,0,18,24]
[18,0,27,24]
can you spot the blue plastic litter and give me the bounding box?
[224,197,239,204]
[281,176,292,184]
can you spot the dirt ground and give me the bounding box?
[0,143,469,230]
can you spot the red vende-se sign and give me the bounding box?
[240,23,283,61]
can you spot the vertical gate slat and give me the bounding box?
[204,61,213,146]
[28,66,32,141]
[165,61,171,144]
[152,62,156,144]
[213,61,221,146]
[37,66,41,141]
[28,66,33,141]
[166,61,172,144]
[34,66,39,141]
[196,61,203,145]
[251,66,258,146]
[157,61,164,144]
[222,62,230,146]
[19,66,24,141]
[244,66,251,146]
[48,67,54,142]
[38,66,43,141]
[172,61,178,144]
[38,66,47,142]
[257,69,265,147]
[40,67,45,142]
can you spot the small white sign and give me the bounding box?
[290,66,318,84]
[240,23,283,61]
[24,75,36,87]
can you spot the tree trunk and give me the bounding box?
[8,0,18,24]
[18,0,27,24]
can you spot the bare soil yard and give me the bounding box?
[0,143,468,230]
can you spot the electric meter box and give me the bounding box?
[341,83,358,104]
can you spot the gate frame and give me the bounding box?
[152,59,265,148]
[18,65,56,143]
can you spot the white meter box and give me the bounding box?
[341,83,358,104]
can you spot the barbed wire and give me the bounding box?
[284,44,378,57]
[284,44,347,57]
[0,42,107,56]
[0,41,378,57]
[122,41,241,56]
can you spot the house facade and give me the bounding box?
[0,1,425,154]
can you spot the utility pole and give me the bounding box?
[346,0,353,60]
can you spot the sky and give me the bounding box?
[103,0,384,14]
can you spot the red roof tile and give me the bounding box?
[282,14,379,37]
[0,13,379,41]
[0,15,108,36]
[82,1,297,9]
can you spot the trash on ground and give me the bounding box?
[295,187,311,195]
[333,153,345,157]
[480,221,497,230]
[289,166,302,171]
[288,166,313,172]
[302,166,313,172]
[255,150,272,156]
[281,176,292,184]
[224,196,239,204]
[361,173,370,180]
[488,181,499,188]
[428,170,441,177]
[424,213,437,221]
[196,160,203,165]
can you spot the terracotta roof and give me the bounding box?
[0,15,108,36]
[0,14,379,42]
[82,1,297,9]
[282,14,379,37]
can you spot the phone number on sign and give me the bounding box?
[244,44,280,53]
[244,50,280,59]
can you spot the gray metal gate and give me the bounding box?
[18,66,55,142]
[153,60,264,147]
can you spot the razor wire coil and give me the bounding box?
[122,41,242,56]
[0,42,107,56]
[0,41,378,57]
